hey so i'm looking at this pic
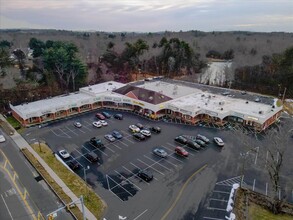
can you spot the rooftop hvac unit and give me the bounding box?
[259,111,263,114]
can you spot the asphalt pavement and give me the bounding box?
[0,128,74,220]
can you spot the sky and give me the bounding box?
[1,0,293,32]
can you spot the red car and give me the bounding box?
[96,113,105,120]
[175,146,189,157]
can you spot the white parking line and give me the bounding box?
[253,179,256,191]
[143,155,172,171]
[203,217,225,220]
[107,175,134,196]
[206,207,226,211]
[213,190,230,194]
[117,140,129,147]
[65,126,79,135]
[122,166,150,185]
[81,145,91,152]
[266,182,268,196]
[265,150,269,168]
[105,175,124,202]
[86,144,109,156]
[114,170,141,190]
[209,198,228,202]
[110,143,122,150]
[133,209,148,220]
[254,147,259,165]
[137,159,165,176]
[57,128,72,138]
[82,125,92,132]
[74,149,92,163]
[1,194,13,220]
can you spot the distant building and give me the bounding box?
[10,79,282,131]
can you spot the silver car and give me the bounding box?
[153,148,168,158]
[104,134,116,142]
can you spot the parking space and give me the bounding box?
[22,109,293,219]
[201,177,241,220]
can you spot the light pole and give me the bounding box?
[240,152,249,188]
[83,165,90,197]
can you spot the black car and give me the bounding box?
[89,137,103,147]
[133,133,146,141]
[186,140,201,150]
[150,126,161,133]
[136,123,144,129]
[113,113,123,120]
[195,139,208,148]
[85,152,99,163]
[174,135,188,145]
[137,170,153,182]
[67,160,80,170]
[102,111,111,118]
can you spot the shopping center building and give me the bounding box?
[10,78,283,131]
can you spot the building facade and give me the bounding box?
[10,79,283,131]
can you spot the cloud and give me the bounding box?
[0,15,51,29]
[1,0,292,32]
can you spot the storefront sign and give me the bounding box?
[113,98,122,102]
[56,106,65,111]
[247,116,259,121]
[104,97,113,101]
[231,112,244,118]
[122,99,131,103]
[180,109,192,115]
[41,110,51,115]
[133,100,145,106]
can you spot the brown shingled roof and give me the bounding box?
[114,85,172,105]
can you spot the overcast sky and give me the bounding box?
[1,0,293,32]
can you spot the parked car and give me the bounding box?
[241,91,247,95]
[96,113,105,120]
[137,170,153,182]
[195,139,208,148]
[222,91,230,96]
[153,148,168,158]
[112,130,123,139]
[104,134,116,142]
[140,129,151,137]
[85,152,99,163]
[175,146,189,157]
[100,120,108,126]
[136,123,144,129]
[74,121,82,128]
[102,111,111,118]
[89,137,103,147]
[186,140,201,150]
[129,125,140,133]
[254,97,261,102]
[196,134,210,143]
[113,114,123,120]
[59,150,70,159]
[150,126,161,133]
[133,133,146,141]
[174,135,188,145]
[0,134,5,143]
[214,137,225,147]
[68,160,80,170]
[92,121,102,128]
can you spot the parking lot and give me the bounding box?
[23,110,293,219]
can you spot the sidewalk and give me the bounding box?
[0,114,97,220]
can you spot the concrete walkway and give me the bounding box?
[0,115,97,220]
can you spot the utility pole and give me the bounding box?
[282,87,287,103]
[47,196,85,220]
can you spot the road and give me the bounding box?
[0,129,73,220]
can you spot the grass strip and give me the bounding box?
[22,143,106,219]
[248,203,293,220]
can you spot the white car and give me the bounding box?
[59,150,70,159]
[92,121,102,128]
[140,129,151,137]
[129,125,140,133]
[74,121,82,128]
[214,137,224,147]
[100,120,108,126]
[0,134,6,143]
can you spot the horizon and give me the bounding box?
[1,0,293,32]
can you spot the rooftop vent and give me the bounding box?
[246,101,249,104]
[272,105,275,108]
[221,108,223,110]
[259,111,263,114]
[108,82,112,85]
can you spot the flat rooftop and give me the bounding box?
[80,81,125,96]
